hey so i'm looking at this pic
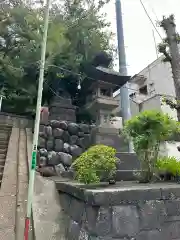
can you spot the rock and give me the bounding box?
[53,128,64,138]
[47,151,59,165]
[57,152,72,167]
[38,137,46,148]
[112,206,139,237]
[54,139,64,152]
[69,165,75,172]
[177,145,180,152]
[84,134,91,148]
[70,145,82,158]
[55,163,66,176]
[39,124,45,132]
[77,138,84,148]
[77,134,91,149]
[46,138,54,151]
[63,143,70,153]
[62,131,70,142]
[68,123,79,135]
[39,132,46,138]
[78,132,84,137]
[38,166,56,177]
[79,124,90,134]
[39,148,48,157]
[37,151,41,166]
[61,170,75,179]
[70,135,78,145]
[45,126,52,137]
[59,121,68,130]
[39,156,47,167]
[49,120,60,128]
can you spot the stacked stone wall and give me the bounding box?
[38,120,95,176]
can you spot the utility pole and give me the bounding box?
[24,0,51,239]
[160,15,180,120]
[115,0,133,152]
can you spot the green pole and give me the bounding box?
[24,0,51,238]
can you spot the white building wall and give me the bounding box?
[130,56,175,97]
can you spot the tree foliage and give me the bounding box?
[124,110,180,182]
[0,0,115,116]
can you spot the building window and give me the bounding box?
[139,85,148,95]
[129,92,136,98]
[104,114,109,123]
[100,88,111,97]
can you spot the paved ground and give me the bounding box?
[0,127,34,240]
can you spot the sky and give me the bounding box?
[103,0,180,76]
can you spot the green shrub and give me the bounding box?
[156,156,180,176]
[72,144,117,184]
[123,110,180,182]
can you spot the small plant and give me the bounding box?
[72,144,117,184]
[123,110,180,183]
[156,156,180,180]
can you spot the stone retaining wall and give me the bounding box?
[56,181,180,240]
[0,112,33,127]
[38,121,95,177]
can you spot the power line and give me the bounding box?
[139,0,163,40]
[144,0,159,22]
[47,64,140,93]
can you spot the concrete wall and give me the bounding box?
[0,112,33,128]
[130,56,175,97]
[140,95,161,112]
[57,181,180,240]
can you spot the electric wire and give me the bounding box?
[47,64,141,93]
[139,0,163,40]
[144,0,159,22]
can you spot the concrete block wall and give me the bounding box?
[56,181,180,240]
[0,112,33,128]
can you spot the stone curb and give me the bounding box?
[26,128,36,240]
[16,128,29,240]
[56,181,180,206]
[26,128,66,240]
[0,127,20,240]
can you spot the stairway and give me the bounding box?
[116,152,140,181]
[93,126,141,181]
[94,127,129,152]
[0,125,12,187]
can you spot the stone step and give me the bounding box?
[0,149,7,154]
[0,130,10,133]
[95,133,129,152]
[0,159,5,165]
[116,152,140,171]
[0,172,3,180]
[0,154,6,159]
[0,128,11,131]
[0,140,9,145]
[115,170,141,181]
[0,138,9,142]
[0,145,8,150]
[0,165,4,172]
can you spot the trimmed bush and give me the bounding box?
[72,144,117,184]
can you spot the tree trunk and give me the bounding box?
[161,16,180,121]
